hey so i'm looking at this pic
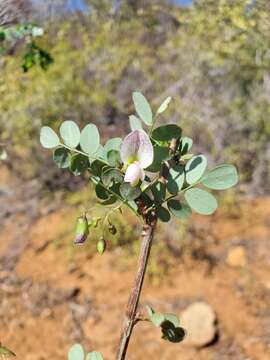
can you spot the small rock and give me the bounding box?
[181,301,217,347]
[226,246,247,267]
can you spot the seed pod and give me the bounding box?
[74,215,89,245]
[108,223,117,235]
[97,237,106,254]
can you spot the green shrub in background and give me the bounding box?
[1,0,269,186]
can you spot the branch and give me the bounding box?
[0,0,30,27]
[116,219,157,360]
[116,139,178,359]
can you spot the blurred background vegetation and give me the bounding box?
[1,0,269,195]
[1,0,270,204]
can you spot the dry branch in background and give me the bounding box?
[0,0,30,26]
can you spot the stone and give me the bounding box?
[181,301,217,347]
[226,246,247,267]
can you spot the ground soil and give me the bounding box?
[0,167,269,360]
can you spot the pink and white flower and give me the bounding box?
[120,129,154,187]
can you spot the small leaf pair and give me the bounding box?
[146,306,185,344]
[184,164,238,215]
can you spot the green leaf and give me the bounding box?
[129,115,143,131]
[53,147,71,168]
[156,96,172,115]
[102,168,123,188]
[132,91,153,125]
[147,308,165,326]
[120,182,141,200]
[161,322,185,343]
[147,308,185,344]
[180,137,193,155]
[107,150,121,167]
[164,313,180,328]
[167,165,185,194]
[70,154,89,176]
[0,149,8,161]
[68,344,84,360]
[0,30,6,41]
[95,183,110,200]
[40,126,60,149]
[185,155,207,185]
[184,188,218,215]
[152,124,182,142]
[151,182,166,203]
[104,138,122,158]
[0,344,16,357]
[181,153,194,161]
[167,199,192,219]
[86,351,104,360]
[94,145,105,160]
[146,146,170,173]
[59,120,80,148]
[99,195,117,205]
[146,305,155,317]
[151,312,166,327]
[127,200,138,212]
[156,206,171,222]
[90,160,106,177]
[80,124,100,155]
[202,164,238,190]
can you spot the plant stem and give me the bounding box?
[116,220,157,360]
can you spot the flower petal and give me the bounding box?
[137,130,154,168]
[124,162,144,187]
[140,168,145,181]
[120,129,153,168]
[120,130,140,164]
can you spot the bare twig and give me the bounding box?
[0,0,30,26]
[116,219,157,360]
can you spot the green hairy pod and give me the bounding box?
[74,215,89,245]
[97,237,106,254]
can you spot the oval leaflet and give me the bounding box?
[185,155,207,184]
[184,188,218,215]
[202,164,238,190]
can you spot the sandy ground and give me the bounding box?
[0,168,269,360]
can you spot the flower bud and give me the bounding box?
[97,237,106,254]
[74,215,89,245]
